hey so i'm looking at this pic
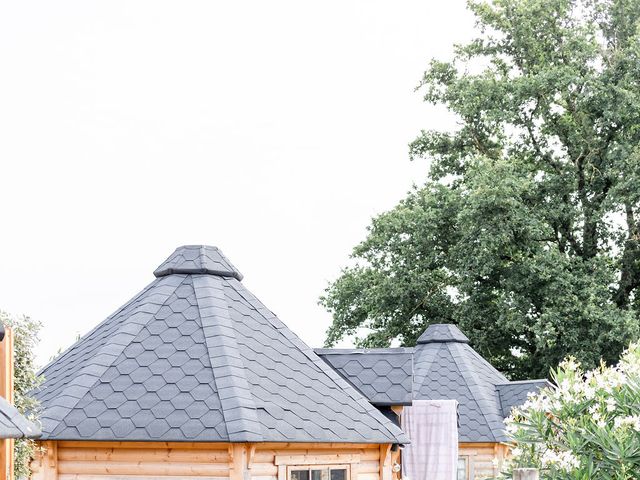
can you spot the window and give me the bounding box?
[288,465,349,480]
[290,470,310,480]
[457,456,469,480]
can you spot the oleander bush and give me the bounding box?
[504,344,640,479]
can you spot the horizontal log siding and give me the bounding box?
[458,443,508,479]
[252,444,381,480]
[32,442,388,480]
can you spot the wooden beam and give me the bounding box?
[275,454,360,466]
[57,447,229,463]
[379,445,390,467]
[247,444,256,470]
[47,442,57,468]
[379,445,391,480]
[58,476,225,480]
[277,464,287,480]
[349,459,359,480]
[390,406,403,417]
[459,442,499,448]
[0,328,14,480]
[257,443,377,450]
[57,460,229,476]
[57,441,378,450]
[229,444,245,480]
[38,441,58,480]
[57,441,232,450]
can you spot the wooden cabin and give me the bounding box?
[317,325,549,480]
[30,246,407,480]
[410,325,548,479]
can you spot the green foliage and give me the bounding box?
[504,347,640,479]
[0,312,42,479]
[321,0,640,379]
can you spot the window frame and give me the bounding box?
[456,455,473,480]
[287,464,351,480]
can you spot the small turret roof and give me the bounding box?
[413,324,548,443]
[154,245,243,280]
[416,324,469,344]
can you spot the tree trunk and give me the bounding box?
[615,204,640,308]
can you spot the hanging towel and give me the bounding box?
[401,399,459,480]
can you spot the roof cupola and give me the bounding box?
[153,245,243,280]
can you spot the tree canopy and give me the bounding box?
[321,0,640,379]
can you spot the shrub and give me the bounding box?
[0,312,42,480]
[505,344,640,479]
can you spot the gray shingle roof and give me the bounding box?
[34,246,406,444]
[0,395,41,439]
[417,324,469,344]
[315,349,413,406]
[496,380,551,418]
[413,324,546,443]
[154,245,243,280]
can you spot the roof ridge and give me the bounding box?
[46,276,184,437]
[496,385,509,418]
[226,280,406,442]
[495,379,548,386]
[463,347,509,383]
[192,275,263,442]
[412,342,439,389]
[314,348,413,355]
[448,342,503,442]
[37,278,160,376]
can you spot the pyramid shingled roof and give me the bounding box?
[34,246,407,444]
[413,324,548,443]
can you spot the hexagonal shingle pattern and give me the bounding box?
[412,324,548,443]
[497,380,551,418]
[154,245,243,280]
[34,246,406,444]
[314,349,413,406]
[0,395,40,439]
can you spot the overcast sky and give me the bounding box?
[0,1,474,367]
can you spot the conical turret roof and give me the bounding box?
[416,323,469,344]
[35,246,406,443]
[414,324,509,442]
[413,324,548,443]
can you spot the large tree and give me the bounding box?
[321,0,640,379]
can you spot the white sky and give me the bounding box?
[0,1,474,368]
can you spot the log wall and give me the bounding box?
[458,442,508,479]
[31,441,392,480]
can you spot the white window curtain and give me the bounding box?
[401,399,459,480]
